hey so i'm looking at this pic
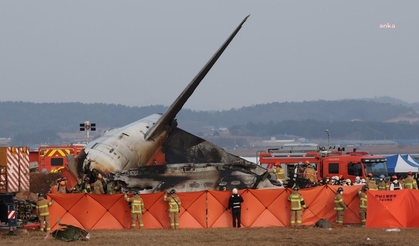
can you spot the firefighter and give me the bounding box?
[295,162,306,188]
[287,186,306,228]
[164,189,181,229]
[297,162,305,179]
[81,177,91,193]
[354,176,362,185]
[71,186,79,193]
[114,182,122,194]
[107,181,116,194]
[325,176,330,185]
[338,175,345,186]
[124,191,145,229]
[303,161,317,183]
[404,171,417,189]
[57,180,67,194]
[334,187,347,225]
[93,174,105,194]
[366,173,378,190]
[389,175,396,188]
[331,176,339,185]
[378,175,388,190]
[36,193,53,232]
[390,178,403,190]
[268,162,285,186]
[358,186,368,226]
[228,188,244,228]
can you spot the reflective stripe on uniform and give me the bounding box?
[290,195,301,210]
[360,198,367,208]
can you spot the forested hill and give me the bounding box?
[0,99,414,134]
[0,99,417,145]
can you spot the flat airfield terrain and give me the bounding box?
[1,226,417,246]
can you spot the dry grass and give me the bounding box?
[1,226,417,246]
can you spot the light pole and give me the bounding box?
[80,121,96,144]
[325,129,330,149]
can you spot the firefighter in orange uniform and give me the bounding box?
[268,162,285,186]
[366,173,378,190]
[58,180,67,194]
[358,186,368,226]
[404,171,417,189]
[287,186,306,228]
[93,174,105,194]
[36,193,53,232]
[303,161,317,183]
[125,191,145,229]
[81,177,91,193]
[164,189,181,229]
[377,175,388,190]
[334,187,347,225]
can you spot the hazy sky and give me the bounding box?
[1,1,418,110]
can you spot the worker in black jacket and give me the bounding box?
[228,188,244,228]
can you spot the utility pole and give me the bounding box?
[325,129,330,149]
[80,121,96,144]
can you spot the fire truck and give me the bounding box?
[30,145,85,173]
[258,148,388,185]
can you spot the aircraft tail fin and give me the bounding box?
[145,15,250,140]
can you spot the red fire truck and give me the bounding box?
[30,145,85,173]
[258,148,388,183]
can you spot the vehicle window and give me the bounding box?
[364,162,388,177]
[329,163,339,174]
[348,162,362,176]
[51,158,64,166]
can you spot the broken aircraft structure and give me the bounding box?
[68,15,279,193]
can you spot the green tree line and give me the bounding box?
[0,99,417,145]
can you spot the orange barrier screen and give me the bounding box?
[367,190,419,228]
[49,186,411,230]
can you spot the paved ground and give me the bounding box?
[1,226,416,246]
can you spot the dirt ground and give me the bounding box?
[1,226,417,246]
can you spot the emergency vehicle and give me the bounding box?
[30,145,85,173]
[258,148,388,183]
[0,193,17,235]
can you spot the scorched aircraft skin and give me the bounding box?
[69,16,278,193]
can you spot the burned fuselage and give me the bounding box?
[109,127,276,193]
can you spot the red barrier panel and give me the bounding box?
[177,191,206,229]
[244,189,289,227]
[49,194,131,230]
[207,190,238,228]
[326,185,362,224]
[366,190,419,228]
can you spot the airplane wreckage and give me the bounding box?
[67,15,279,193]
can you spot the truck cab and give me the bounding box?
[35,145,85,172]
[320,152,388,181]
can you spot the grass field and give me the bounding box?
[1,226,416,246]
